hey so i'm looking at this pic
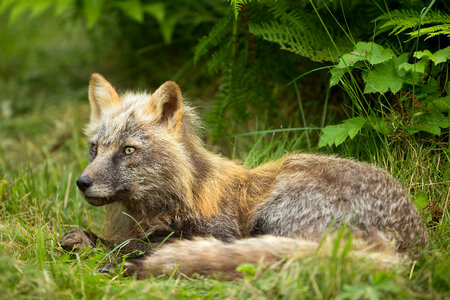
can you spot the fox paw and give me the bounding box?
[59,228,93,251]
[98,258,146,278]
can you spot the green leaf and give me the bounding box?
[356,42,395,65]
[319,126,348,147]
[413,192,428,211]
[55,0,72,16]
[7,2,30,25]
[409,112,449,135]
[228,0,248,19]
[319,117,365,147]
[159,16,178,44]
[395,53,426,85]
[236,263,257,279]
[426,96,450,112]
[363,61,403,94]
[433,46,450,64]
[0,0,14,14]
[114,0,144,23]
[143,3,175,44]
[344,117,366,138]
[366,116,393,135]
[414,50,437,64]
[83,0,104,28]
[330,68,346,86]
[336,53,364,68]
[144,3,165,23]
[398,60,427,74]
[29,1,52,18]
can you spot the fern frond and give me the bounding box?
[376,9,450,39]
[266,0,309,31]
[207,42,232,74]
[1,0,73,24]
[194,13,233,63]
[408,24,450,39]
[249,21,334,62]
[227,0,250,19]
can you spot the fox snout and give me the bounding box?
[75,166,133,206]
[76,176,93,192]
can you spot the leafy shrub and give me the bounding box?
[321,43,449,147]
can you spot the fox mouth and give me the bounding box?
[82,189,131,206]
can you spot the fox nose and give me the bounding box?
[76,176,93,192]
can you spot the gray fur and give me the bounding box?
[60,75,429,280]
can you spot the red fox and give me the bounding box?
[60,73,428,280]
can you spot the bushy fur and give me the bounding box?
[60,74,428,280]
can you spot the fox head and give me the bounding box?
[76,74,200,215]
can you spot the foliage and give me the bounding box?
[376,8,450,40]
[0,0,218,45]
[248,1,338,62]
[321,43,449,147]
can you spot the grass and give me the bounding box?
[0,100,449,299]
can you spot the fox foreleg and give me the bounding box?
[59,228,170,255]
[59,228,102,251]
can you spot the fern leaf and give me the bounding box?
[249,21,334,62]
[194,13,233,63]
[227,0,250,19]
[267,0,309,31]
[408,24,450,39]
[207,42,232,74]
[376,9,450,39]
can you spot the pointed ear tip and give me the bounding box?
[163,80,181,89]
[90,73,105,82]
[163,81,183,96]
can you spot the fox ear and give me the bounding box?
[88,73,121,122]
[145,81,184,131]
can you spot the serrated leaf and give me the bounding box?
[319,117,366,147]
[413,192,428,211]
[398,60,427,74]
[356,42,395,65]
[336,53,364,68]
[330,67,346,86]
[414,50,437,64]
[433,46,450,64]
[363,61,403,94]
[409,112,449,135]
[343,117,366,138]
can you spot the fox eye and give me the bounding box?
[90,144,98,152]
[124,146,136,155]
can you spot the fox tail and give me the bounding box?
[117,233,405,280]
